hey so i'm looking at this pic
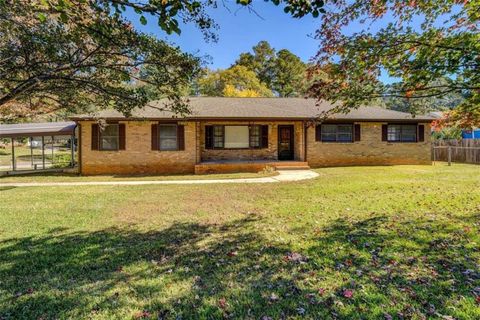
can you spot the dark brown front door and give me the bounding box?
[278,125,294,160]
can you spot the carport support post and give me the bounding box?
[30,137,33,167]
[71,134,75,167]
[51,136,54,166]
[41,136,45,169]
[11,137,15,171]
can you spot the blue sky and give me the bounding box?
[128,2,319,69]
[127,2,403,83]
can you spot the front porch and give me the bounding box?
[194,159,310,174]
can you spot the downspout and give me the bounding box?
[196,121,200,164]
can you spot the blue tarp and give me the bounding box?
[462,129,480,139]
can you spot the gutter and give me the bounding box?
[69,117,435,123]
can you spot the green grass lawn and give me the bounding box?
[0,164,479,319]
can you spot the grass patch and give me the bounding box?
[0,164,479,319]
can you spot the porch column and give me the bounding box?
[303,121,308,162]
[195,121,201,164]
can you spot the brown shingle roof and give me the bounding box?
[70,97,434,122]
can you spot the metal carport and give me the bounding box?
[0,122,77,174]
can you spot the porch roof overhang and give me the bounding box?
[0,121,76,138]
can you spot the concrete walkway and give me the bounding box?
[0,170,319,187]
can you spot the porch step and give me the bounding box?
[194,160,310,174]
[275,166,311,170]
[271,161,309,170]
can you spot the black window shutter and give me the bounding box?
[177,125,185,150]
[354,124,361,142]
[418,124,425,142]
[315,125,322,141]
[261,125,268,148]
[382,124,388,141]
[118,123,126,150]
[205,125,213,149]
[151,123,159,150]
[91,124,99,150]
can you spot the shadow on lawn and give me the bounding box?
[0,214,479,319]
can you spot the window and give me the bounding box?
[159,124,177,151]
[100,124,119,150]
[387,124,417,142]
[213,125,224,148]
[249,125,261,148]
[207,125,268,149]
[321,124,353,142]
[224,126,249,148]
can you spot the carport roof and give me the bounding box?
[0,121,76,138]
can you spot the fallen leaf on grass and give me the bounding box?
[14,288,34,298]
[269,293,279,302]
[297,307,306,315]
[342,289,354,299]
[384,313,393,320]
[284,252,308,263]
[227,251,238,257]
[218,298,228,309]
[133,310,151,319]
[305,293,317,304]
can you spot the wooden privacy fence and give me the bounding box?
[432,140,480,165]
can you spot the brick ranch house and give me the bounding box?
[71,97,434,175]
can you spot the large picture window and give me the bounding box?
[224,126,249,148]
[387,124,417,142]
[320,124,353,142]
[100,124,119,150]
[159,124,178,151]
[206,125,268,149]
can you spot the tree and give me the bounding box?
[234,41,307,97]
[0,1,202,120]
[234,41,277,88]
[431,125,462,141]
[197,66,273,97]
[302,1,479,126]
[272,49,307,97]
[381,78,466,115]
[0,0,325,120]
